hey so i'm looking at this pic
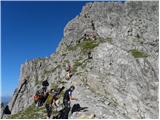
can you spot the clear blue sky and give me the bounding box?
[1,1,88,97]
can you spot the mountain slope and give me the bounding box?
[7,1,158,119]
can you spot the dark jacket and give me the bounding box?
[63,89,72,102]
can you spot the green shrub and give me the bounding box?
[62,53,66,56]
[50,56,56,61]
[79,38,99,52]
[59,80,67,84]
[62,60,70,68]
[44,64,61,75]
[67,38,100,52]
[35,79,41,85]
[72,60,83,73]
[64,59,70,63]
[105,37,112,43]
[67,45,77,51]
[8,104,44,119]
[74,60,83,67]
[131,49,148,58]
[67,37,113,53]
[72,66,78,73]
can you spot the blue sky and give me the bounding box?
[1,1,88,97]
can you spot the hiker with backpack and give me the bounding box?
[1,104,11,119]
[33,89,44,107]
[33,90,40,106]
[44,86,65,119]
[3,105,11,115]
[65,63,72,80]
[38,90,45,107]
[42,79,49,92]
[44,89,55,119]
[42,90,49,105]
[88,51,92,59]
[66,63,71,73]
[62,85,78,119]
[33,89,47,107]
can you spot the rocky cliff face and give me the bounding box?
[8,1,158,119]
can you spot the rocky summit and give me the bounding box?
[4,1,159,119]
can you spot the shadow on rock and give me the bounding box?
[71,104,88,114]
[52,104,88,119]
[52,108,65,119]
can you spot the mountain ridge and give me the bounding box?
[4,1,159,119]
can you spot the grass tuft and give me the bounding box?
[131,49,148,58]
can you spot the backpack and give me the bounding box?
[33,95,40,102]
[46,94,53,105]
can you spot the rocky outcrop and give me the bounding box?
[1,103,4,119]
[8,1,158,119]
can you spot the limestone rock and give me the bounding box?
[8,1,158,119]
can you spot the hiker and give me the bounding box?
[42,90,49,104]
[66,63,71,73]
[45,86,65,119]
[1,105,11,119]
[33,90,40,105]
[3,105,11,115]
[34,89,45,107]
[91,20,95,30]
[42,79,49,92]
[44,89,56,119]
[88,51,92,59]
[34,90,41,107]
[62,85,78,119]
[65,63,72,80]
[66,72,72,80]
[38,89,46,107]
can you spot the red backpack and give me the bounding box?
[33,95,40,101]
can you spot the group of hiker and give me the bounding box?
[2,60,92,119]
[33,61,93,119]
[33,78,78,119]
